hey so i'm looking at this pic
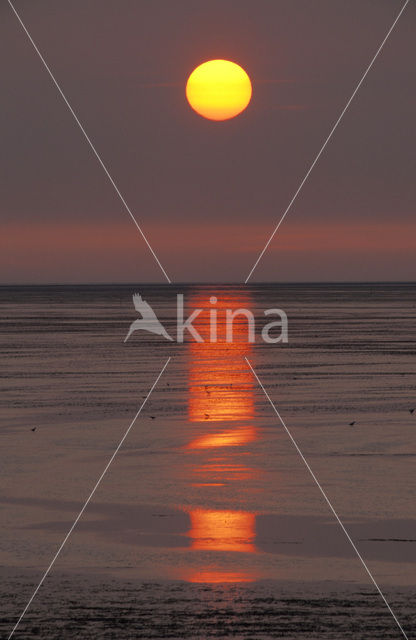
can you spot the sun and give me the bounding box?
[186,59,252,121]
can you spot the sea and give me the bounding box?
[1,283,415,638]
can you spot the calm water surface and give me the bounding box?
[1,283,415,637]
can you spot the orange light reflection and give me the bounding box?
[186,569,256,584]
[187,425,256,449]
[188,292,254,423]
[189,508,256,553]
[182,291,260,584]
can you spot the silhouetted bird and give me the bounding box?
[150,416,156,420]
[349,421,356,426]
[409,409,415,414]
[31,427,37,432]
[204,413,209,419]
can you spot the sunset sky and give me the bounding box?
[1,0,415,283]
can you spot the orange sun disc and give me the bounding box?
[186,59,252,121]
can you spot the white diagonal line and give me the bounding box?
[7,0,171,284]
[7,357,171,640]
[244,357,409,640]
[245,0,411,283]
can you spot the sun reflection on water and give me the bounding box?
[187,425,257,449]
[188,508,256,553]
[188,292,254,423]
[181,291,261,583]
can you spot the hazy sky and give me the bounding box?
[1,0,415,283]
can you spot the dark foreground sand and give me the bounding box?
[2,571,415,639]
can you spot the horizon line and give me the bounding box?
[0,280,415,287]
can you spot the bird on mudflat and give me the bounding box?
[409,408,415,414]
[349,421,356,426]
[30,427,37,432]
